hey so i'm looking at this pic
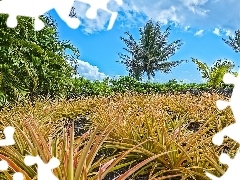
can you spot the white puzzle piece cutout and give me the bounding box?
[212,70,240,146]
[206,69,240,179]
[24,155,60,180]
[0,126,24,180]
[0,126,60,180]
[0,160,8,171]
[0,0,123,31]
[0,0,80,31]
[0,126,15,146]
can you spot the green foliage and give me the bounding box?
[0,14,80,106]
[68,77,94,97]
[192,58,237,88]
[109,76,142,93]
[118,19,187,81]
[222,30,240,53]
[67,77,113,98]
[67,75,222,99]
[88,78,113,96]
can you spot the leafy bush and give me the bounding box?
[66,75,233,100]
[192,58,237,88]
[0,14,79,106]
[108,76,142,93]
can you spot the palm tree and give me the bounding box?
[118,19,187,81]
[191,58,237,88]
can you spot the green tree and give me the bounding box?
[0,13,80,106]
[222,30,240,53]
[192,58,237,88]
[118,19,186,81]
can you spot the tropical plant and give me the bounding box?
[0,13,80,106]
[118,19,186,81]
[88,91,234,179]
[0,90,235,179]
[191,58,237,88]
[0,108,169,180]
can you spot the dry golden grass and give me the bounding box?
[0,91,237,179]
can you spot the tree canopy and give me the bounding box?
[222,30,240,53]
[0,13,80,106]
[118,19,186,81]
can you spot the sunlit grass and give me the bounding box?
[0,91,237,179]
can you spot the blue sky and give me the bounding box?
[48,0,240,84]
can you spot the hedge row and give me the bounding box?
[66,76,234,99]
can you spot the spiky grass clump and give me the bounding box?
[0,91,237,179]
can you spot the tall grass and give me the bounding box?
[0,91,237,179]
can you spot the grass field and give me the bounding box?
[0,90,237,179]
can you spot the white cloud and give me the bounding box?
[180,0,209,7]
[180,0,209,15]
[70,0,240,34]
[224,29,234,37]
[117,0,240,34]
[194,29,204,36]
[73,1,119,34]
[156,6,180,25]
[225,30,232,37]
[117,3,148,29]
[184,25,190,31]
[67,59,108,81]
[80,13,110,34]
[213,28,221,36]
[212,28,234,37]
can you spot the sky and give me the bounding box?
[47,0,240,84]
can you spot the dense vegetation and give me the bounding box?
[0,13,80,107]
[0,91,237,179]
[0,15,238,108]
